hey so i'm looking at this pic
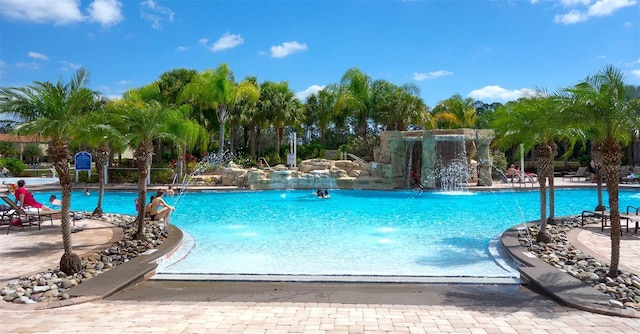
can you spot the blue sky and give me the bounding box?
[1,0,638,108]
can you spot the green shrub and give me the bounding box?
[0,158,25,176]
[297,142,326,160]
[151,168,174,184]
[342,135,380,162]
[490,150,508,179]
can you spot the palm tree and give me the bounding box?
[71,97,119,216]
[371,80,426,131]
[431,94,477,129]
[228,77,260,153]
[179,64,236,159]
[559,65,640,277]
[113,84,182,241]
[0,68,100,274]
[258,81,299,159]
[493,96,583,243]
[334,68,374,138]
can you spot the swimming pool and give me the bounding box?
[36,188,640,280]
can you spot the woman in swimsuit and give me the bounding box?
[148,190,174,221]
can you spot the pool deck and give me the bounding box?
[0,178,639,333]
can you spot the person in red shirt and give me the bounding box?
[14,179,50,211]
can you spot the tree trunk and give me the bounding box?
[596,139,622,278]
[92,145,108,216]
[134,143,152,241]
[535,143,555,243]
[49,140,81,275]
[217,106,228,161]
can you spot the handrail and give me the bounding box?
[258,157,271,169]
[341,153,367,164]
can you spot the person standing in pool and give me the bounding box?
[14,179,50,210]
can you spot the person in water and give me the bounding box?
[49,194,62,207]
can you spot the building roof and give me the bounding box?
[0,134,47,143]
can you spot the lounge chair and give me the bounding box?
[568,167,588,182]
[625,206,640,233]
[581,209,640,234]
[0,196,60,233]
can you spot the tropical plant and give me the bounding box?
[22,143,43,163]
[558,65,640,277]
[431,94,478,129]
[371,80,426,131]
[0,67,101,274]
[0,141,18,158]
[179,64,235,159]
[492,95,583,242]
[71,97,120,216]
[258,81,300,158]
[334,68,374,138]
[113,83,183,241]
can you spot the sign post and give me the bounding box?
[74,151,92,183]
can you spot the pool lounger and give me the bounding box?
[581,210,639,234]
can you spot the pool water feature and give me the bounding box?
[35,189,640,281]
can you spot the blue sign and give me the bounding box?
[74,151,92,171]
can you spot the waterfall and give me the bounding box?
[435,135,469,192]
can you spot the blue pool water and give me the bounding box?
[34,188,640,278]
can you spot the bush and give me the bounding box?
[0,158,25,176]
[490,150,508,179]
[342,135,380,162]
[297,142,326,160]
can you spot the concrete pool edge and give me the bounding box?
[501,221,640,319]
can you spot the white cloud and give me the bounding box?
[199,38,209,45]
[560,0,592,5]
[59,60,82,72]
[0,0,126,26]
[554,0,637,24]
[413,70,452,81]
[295,85,324,101]
[117,80,132,85]
[28,52,49,60]
[15,62,40,70]
[176,46,188,52]
[0,0,84,25]
[467,85,535,102]
[89,0,123,27]
[554,10,588,24]
[270,41,308,58]
[624,21,633,28]
[629,69,640,80]
[210,33,244,52]
[140,0,174,29]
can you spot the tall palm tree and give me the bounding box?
[559,65,640,277]
[0,68,100,274]
[494,96,583,242]
[334,68,374,138]
[228,77,260,153]
[371,80,426,131]
[71,97,121,216]
[259,81,299,159]
[114,84,182,241]
[179,64,235,159]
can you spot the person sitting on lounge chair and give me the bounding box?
[14,179,50,211]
